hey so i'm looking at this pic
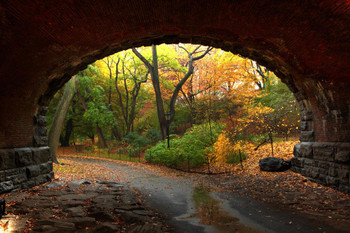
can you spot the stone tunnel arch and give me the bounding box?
[0,0,349,194]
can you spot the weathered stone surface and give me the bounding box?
[43,181,66,189]
[300,121,308,131]
[291,157,304,168]
[93,223,121,233]
[304,158,316,167]
[34,115,47,127]
[67,206,86,217]
[0,149,16,169]
[40,161,53,174]
[293,143,301,157]
[88,211,115,222]
[32,147,50,164]
[58,193,98,201]
[300,142,313,158]
[21,180,36,189]
[39,106,49,116]
[259,157,291,172]
[301,111,313,121]
[9,173,28,185]
[0,181,14,193]
[291,142,350,193]
[26,165,41,178]
[66,217,96,227]
[326,176,339,186]
[313,143,335,162]
[128,223,164,233]
[299,131,314,142]
[34,126,47,136]
[329,167,338,177]
[335,149,350,163]
[33,135,48,147]
[14,148,33,166]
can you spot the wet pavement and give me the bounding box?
[62,156,345,233]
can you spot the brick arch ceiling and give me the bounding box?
[0,0,349,148]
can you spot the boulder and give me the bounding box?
[259,157,291,172]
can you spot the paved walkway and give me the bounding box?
[1,179,168,232]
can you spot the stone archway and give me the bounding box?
[0,0,349,193]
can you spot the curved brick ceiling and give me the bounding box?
[0,0,349,147]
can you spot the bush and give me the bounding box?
[124,131,150,148]
[133,135,150,148]
[126,146,140,157]
[83,146,94,152]
[116,148,125,155]
[145,128,161,142]
[212,132,248,164]
[124,132,139,144]
[145,123,223,169]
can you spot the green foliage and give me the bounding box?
[170,106,192,133]
[83,146,94,152]
[145,128,161,142]
[126,146,140,157]
[145,123,223,169]
[116,148,125,155]
[124,132,139,143]
[124,131,150,148]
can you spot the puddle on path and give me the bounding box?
[179,185,265,233]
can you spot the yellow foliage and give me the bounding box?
[212,132,243,164]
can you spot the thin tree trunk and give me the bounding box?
[132,45,167,139]
[61,118,73,147]
[48,76,78,163]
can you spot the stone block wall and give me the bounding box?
[0,147,53,193]
[292,142,350,194]
[0,106,53,194]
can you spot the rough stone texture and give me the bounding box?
[292,142,350,194]
[259,157,291,172]
[3,179,168,233]
[0,147,53,194]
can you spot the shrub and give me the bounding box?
[124,132,139,144]
[145,123,223,169]
[145,128,161,142]
[83,146,94,152]
[124,131,150,148]
[116,148,125,155]
[126,146,140,157]
[212,132,247,164]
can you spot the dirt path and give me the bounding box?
[60,156,348,233]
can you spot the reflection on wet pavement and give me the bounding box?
[188,185,263,233]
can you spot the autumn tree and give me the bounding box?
[132,44,212,139]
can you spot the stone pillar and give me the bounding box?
[291,87,350,194]
[0,106,53,194]
[292,142,350,194]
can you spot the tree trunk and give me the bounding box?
[150,45,167,139]
[61,117,73,147]
[96,125,107,148]
[132,45,167,139]
[48,76,78,163]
